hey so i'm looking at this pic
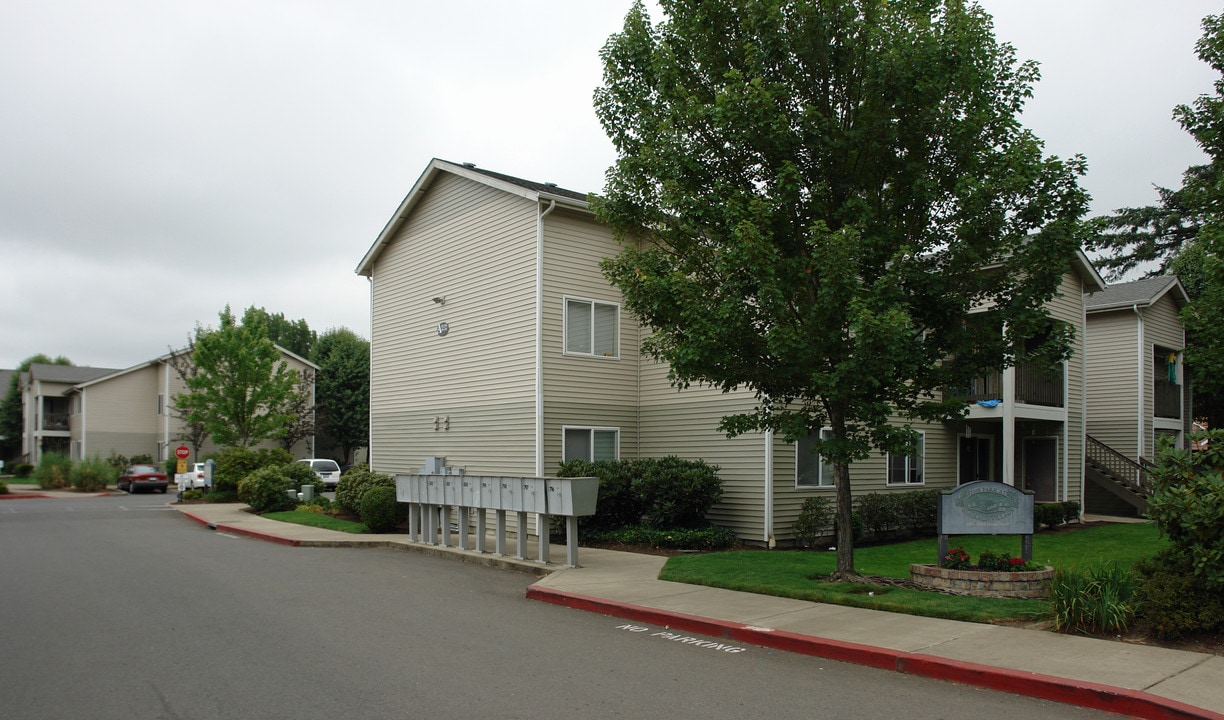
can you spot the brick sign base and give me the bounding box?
[910,563,1055,599]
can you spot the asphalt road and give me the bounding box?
[0,494,1120,720]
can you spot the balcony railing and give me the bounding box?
[1015,363,1063,407]
[41,412,69,431]
[958,363,1063,408]
[1154,379,1181,419]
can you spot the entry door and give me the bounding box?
[1024,437,1058,502]
[958,436,992,484]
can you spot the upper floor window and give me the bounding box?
[796,428,835,488]
[157,393,165,416]
[887,432,925,485]
[564,298,619,358]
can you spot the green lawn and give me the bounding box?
[263,510,368,534]
[659,522,1166,624]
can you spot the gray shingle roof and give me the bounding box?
[456,162,590,203]
[27,364,121,385]
[1085,276,1187,312]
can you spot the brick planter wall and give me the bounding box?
[909,563,1054,599]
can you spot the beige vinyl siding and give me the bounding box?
[369,172,537,476]
[1144,293,1186,454]
[541,208,640,470]
[1051,271,1087,506]
[1086,310,1140,461]
[81,365,161,459]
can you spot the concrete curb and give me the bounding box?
[0,493,51,500]
[526,586,1224,720]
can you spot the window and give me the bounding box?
[564,298,619,358]
[887,432,925,485]
[796,428,835,488]
[563,427,619,462]
[157,393,164,416]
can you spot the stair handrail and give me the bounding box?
[1085,434,1149,495]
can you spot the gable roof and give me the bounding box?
[66,344,319,393]
[355,158,592,277]
[27,364,119,386]
[1085,275,1189,313]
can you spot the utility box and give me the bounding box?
[395,474,418,503]
[546,477,599,516]
[520,478,548,514]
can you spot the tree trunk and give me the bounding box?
[833,460,857,579]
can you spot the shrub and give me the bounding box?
[1034,503,1065,530]
[897,489,939,537]
[181,489,205,501]
[282,460,320,491]
[585,524,738,551]
[0,480,8,494]
[70,457,116,492]
[13,463,34,478]
[213,447,294,494]
[335,464,395,516]
[1061,500,1081,524]
[34,452,72,489]
[793,496,833,548]
[1048,564,1135,635]
[1132,549,1224,640]
[359,485,399,533]
[855,492,903,541]
[556,458,644,531]
[237,466,296,514]
[942,547,971,569]
[1144,429,1224,591]
[635,456,723,529]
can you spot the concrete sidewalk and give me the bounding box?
[6,481,1210,720]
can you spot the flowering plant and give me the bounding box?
[943,547,971,569]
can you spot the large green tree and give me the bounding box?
[594,0,1089,576]
[1,354,73,463]
[176,307,299,448]
[310,328,369,465]
[1090,13,1224,427]
[242,306,316,359]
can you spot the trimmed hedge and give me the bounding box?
[556,456,724,532]
[359,485,399,533]
[237,465,296,514]
[334,464,395,516]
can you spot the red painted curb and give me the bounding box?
[0,494,50,500]
[527,586,1224,720]
[176,510,301,547]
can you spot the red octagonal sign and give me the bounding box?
[175,445,190,460]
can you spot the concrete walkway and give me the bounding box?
[4,486,1221,719]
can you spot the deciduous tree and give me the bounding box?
[594,0,1088,576]
[311,328,369,465]
[176,306,298,448]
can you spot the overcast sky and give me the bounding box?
[1,0,1219,371]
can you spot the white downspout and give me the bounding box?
[80,390,87,460]
[163,363,171,454]
[1134,305,1144,460]
[1077,293,1088,508]
[367,275,374,468]
[764,429,775,548]
[535,199,557,476]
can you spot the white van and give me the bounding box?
[298,458,342,489]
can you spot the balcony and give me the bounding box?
[1154,379,1181,419]
[959,363,1063,408]
[41,412,69,431]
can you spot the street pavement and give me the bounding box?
[4,483,1222,719]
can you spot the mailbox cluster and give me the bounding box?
[395,474,598,567]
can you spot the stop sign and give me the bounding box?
[175,445,190,460]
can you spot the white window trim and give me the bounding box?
[795,427,835,488]
[562,425,621,463]
[886,431,925,486]
[563,296,620,359]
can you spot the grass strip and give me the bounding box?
[263,510,368,534]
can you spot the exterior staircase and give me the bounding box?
[1084,434,1149,517]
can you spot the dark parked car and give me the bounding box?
[118,464,169,494]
